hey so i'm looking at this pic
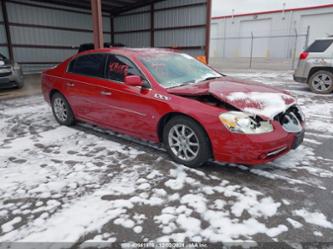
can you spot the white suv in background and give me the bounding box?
[294,37,333,94]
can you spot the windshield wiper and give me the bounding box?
[168,80,195,89]
[202,76,222,81]
[167,76,222,89]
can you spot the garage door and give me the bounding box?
[301,13,333,45]
[240,18,271,57]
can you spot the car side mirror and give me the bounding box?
[124,75,144,87]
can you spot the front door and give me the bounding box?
[100,54,161,141]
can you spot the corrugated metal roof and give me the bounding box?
[28,0,165,15]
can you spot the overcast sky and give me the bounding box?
[212,0,333,16]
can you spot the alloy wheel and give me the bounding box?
[53,98,68,122]
[312,73,333,92]
[168,124,200,161]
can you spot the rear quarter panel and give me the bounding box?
[41,58,72,104]
[301,52,333,79]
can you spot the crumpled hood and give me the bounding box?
[167,76,296,119]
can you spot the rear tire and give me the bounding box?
[308,70,333,94]
[51,92,75,126]
[163,116,211,168]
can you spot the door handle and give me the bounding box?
[100,91,112,96]
[66,82,75,87]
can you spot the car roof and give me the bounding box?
[77,47,176,57]
[314,37,333,41]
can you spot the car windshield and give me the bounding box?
[139,53,222,88]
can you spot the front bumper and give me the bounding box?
[0,67,24,89]
[212,125,305,166]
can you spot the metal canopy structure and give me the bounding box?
[29,0,163,16]
[0,0,211,73]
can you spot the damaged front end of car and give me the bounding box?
[273,105,305,149]
[219,111,274,134]
[167,79,306,164]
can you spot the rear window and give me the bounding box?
[68,54,107,78]
[306,40,333,53]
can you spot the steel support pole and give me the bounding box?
[1,0,14,62]
[249,32,254,69]
[150,3,155,47]
[110,15,114,45]
[305,25,310,48]
[205,0,212,63]
[291,28,298,70]
[91,0,104,49]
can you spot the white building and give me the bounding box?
[210,4,333,60]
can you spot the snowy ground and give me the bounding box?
[0,71,333,245]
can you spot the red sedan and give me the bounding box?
[42,48,305,167]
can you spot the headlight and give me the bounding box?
[219,111,273,134]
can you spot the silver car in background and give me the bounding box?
[0,53,24,89]
[294,37,333,94]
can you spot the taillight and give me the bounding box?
[299,51,309,60]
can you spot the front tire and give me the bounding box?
[308,70,333,94]
[163,116,211,168]
[51,92,75,126]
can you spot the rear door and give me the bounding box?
[65,53,110,123]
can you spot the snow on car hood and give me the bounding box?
[167,76,296,119]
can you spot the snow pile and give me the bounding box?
[294,209,333,229]
[1,163,153,242]
[287,218,303,229]
[154,166,287,242]
[1,217,22,233]
[164,167,192,190]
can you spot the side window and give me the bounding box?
[68,54,107,78]
[306,40,333,53]
[107,55,143,82]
